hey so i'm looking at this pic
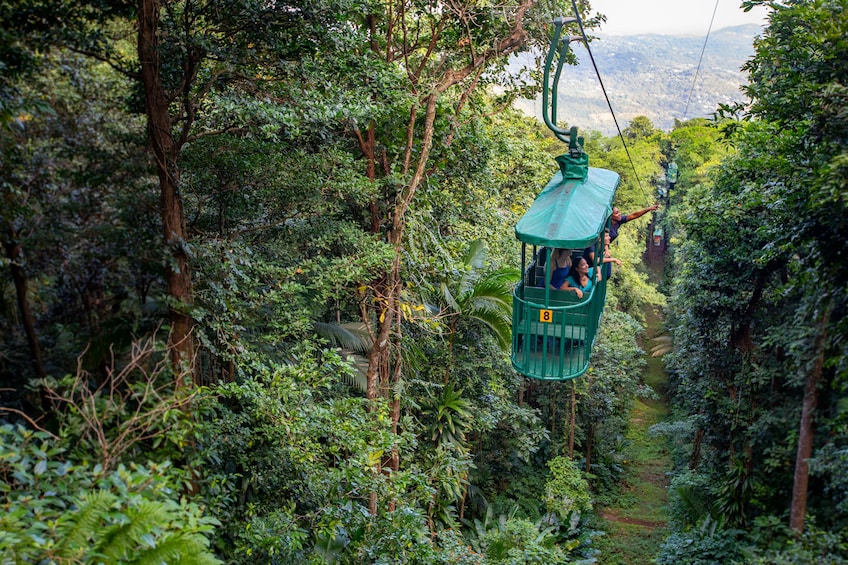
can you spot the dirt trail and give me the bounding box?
[593,249,672,564]
[599,512,665,528]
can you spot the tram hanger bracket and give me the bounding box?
[553,16,578,27]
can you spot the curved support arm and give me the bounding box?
[542,17,582,143]
[549,40,570,142]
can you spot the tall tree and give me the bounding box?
[136,0,194,377]
[743,0,848,532]
[337,1,603,507]
[3,0,361,382]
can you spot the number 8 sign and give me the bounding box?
[539,309,553,323]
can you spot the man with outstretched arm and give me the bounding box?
[584,203,659,266]
[609,204,659,241]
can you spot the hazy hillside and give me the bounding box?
[513,24,762,135]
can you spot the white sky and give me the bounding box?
[589,0,770,35]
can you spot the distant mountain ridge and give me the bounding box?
[513,24,762,135]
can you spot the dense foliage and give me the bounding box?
[0,425,220,564]
[655,0,848,562]
[2,0,845,562]
[0,0,668,562]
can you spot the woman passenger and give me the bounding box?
[600,230,622,278]
[562,256,598,299]
[549,248,572,290]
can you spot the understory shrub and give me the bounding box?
[741,515,848,564]
[656,517,743,565]
[0,424,220,564]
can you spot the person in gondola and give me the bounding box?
[600,230,622,279]
[585,203,659,265]
[549,248,572,290]
[609,204,659,241]
[562,256,599,299]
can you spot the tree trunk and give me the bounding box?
[689,427,704,470]
[138,0,195,384]
[550,383,557,444]
[362,92,440,515]
[568,381,576,458]
[4,230,45,380]
[789,307,831,533]
[518,378,524,407]
[389,321,403,510]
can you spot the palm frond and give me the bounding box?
[311,322,372,392]
[461,239,487,270]
[466,278,514,307]
[423,301,441,316]
[414,239,520,351]
[399,338,427,376]
[339,352,369,393]
[440,281,461,313]
[457,239,487,298]
[312,321,372,354]
[464,307,513,350]
[484,267,521,286]
[468,296,512,316]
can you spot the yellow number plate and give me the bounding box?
[539,309,553,323]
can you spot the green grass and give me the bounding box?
[644,353,668,396]
[593,521,669,565]
[593,303,673,564]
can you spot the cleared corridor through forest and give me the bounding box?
[593,250,672,563]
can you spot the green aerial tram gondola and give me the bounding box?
[510,17,620,381]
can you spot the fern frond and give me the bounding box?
[56,490,117,558]
[127,533,221,565]
[96,500,171,561]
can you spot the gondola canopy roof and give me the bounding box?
[515,164,620,249]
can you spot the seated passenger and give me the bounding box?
[600,230,622,278]
[549,248,572,289]
[562,256,599,299]
[583,243,598,267]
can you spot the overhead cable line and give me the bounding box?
[568,0,652,207]
[683,0,720,120]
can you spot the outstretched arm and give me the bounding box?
[623,204,659,222]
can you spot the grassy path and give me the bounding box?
[592,302,672,564]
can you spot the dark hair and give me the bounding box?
[572,256,589,285]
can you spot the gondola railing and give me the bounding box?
[511,276,607,380]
